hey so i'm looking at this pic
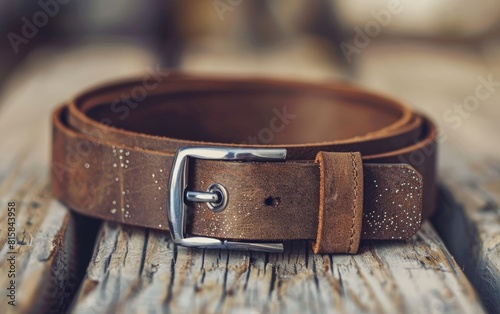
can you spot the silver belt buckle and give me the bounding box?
[167,146,287,252]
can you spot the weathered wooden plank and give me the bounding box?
[0,58,80,314]
[70,222,484,314]
[0,44,157,313]
[0,158,79,314]
[436,160,500,313]
[357,41,500,313]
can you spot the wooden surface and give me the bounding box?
[0,39,498,313]
[0,44,156,314]
[437,160,500,314]
[0,156,77,314]
[358,40,500,314]
[70,222,483,314]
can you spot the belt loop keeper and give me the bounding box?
[312,152,364,254]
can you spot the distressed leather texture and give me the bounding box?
[313,152,364,254]
[51,73,437,254]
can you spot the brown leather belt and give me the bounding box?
[51,72,437,254]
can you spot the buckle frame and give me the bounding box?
[167,146,287,252]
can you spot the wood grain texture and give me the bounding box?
[358,40,500,313]
[436,161,500,314]
[0,160,78,314]
[70,222,484,314]
[0,44,157,313]
[0,60,79,314]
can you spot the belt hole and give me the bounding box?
[264,196,281,207]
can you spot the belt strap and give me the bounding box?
[51,73,437,254]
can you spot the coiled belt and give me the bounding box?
[51,73,437,254]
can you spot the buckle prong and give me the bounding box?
[167,146,286,252]
[185,190,220,203]
[186,182,228,213]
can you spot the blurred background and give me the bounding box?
[1,0,500,160]
[2,0,500,78]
